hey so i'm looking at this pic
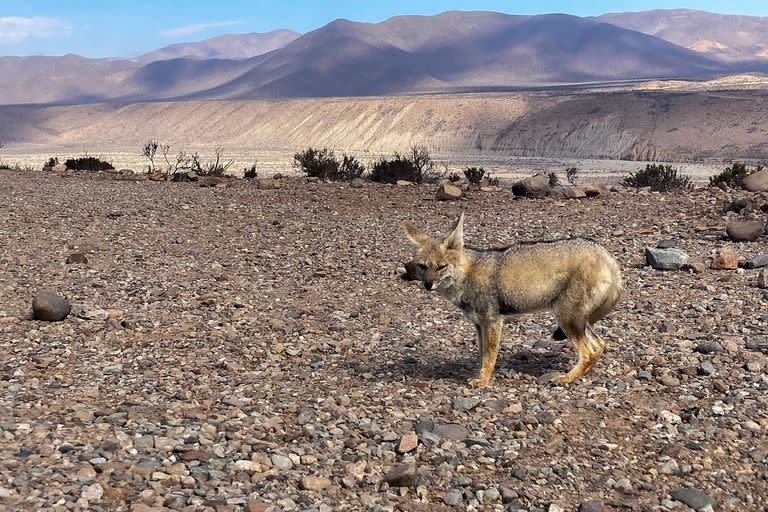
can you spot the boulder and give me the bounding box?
[743,169,768,192]
[726,220,764,242]
[200,176,229,188]
[147,171,166,181]
[512,174,550,199]
[577,182,607,197]
[645,247,691,270]
[32,291,71,322]
[436,183,463,201]
[562,186,587,199]
[51,163,67,173]
[349,178,365,188]
[256,178,281,190]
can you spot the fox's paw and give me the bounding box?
[538,372,572,385]
[468,377,489,389]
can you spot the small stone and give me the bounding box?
[32,290,71,321]
[234,460,261,472]
[657,239,677,249]
[383,462,416,487]
[300,476,332,491]
[103,364,123,375]
[433,423,469,441]
[0,487,12,498]
[484,487,500,501]
[452,396,480,412]
[698,360,716,376]
[270,454,293,471]
[444,489,463,506]
[396,180,413,186]
[660,459,679,475]
[81,483,104,501]
[758,269,767,289]
[659,374,680,387]
[711,250,738,270]
[695,341,723,354]
[350,178,365,188]
[66,252,88,264]
[578,501,605,512]
[397,432,418,453]
[670,488,716,511]
[500,485,517,503]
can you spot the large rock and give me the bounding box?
[51,163,67,173]
[743,169,768,192]
[576,182,607,197]
[670,488,716,511]
[436,183,463,201]
[744,254,768,269]
[726,220,764,242]
[257,178,282,190]
[512,174,550,199]
[645,247,691,270]
[32,291,71,321]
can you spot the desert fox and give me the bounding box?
[403,213,622,388]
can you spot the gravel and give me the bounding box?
[0,169,766,510]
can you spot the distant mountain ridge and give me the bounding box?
[595,9,768,62]
[1,9,768,105]
[136,29,300,62]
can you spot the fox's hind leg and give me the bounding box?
[552,320,606,384]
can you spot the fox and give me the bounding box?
[402,212,622,388]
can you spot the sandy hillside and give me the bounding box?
[2,88,768,167]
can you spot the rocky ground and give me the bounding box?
[0,169,766,512]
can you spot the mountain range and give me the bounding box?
[1,9,767,105]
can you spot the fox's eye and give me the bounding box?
[437,264,448,270]
[417,263,427,270]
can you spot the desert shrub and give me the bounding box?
[464,166,499,186]
[448,172,461,182]
[565,167,579,185]
[294,147,339,180]
[369,145,442,184]
[64,155,114,172]
[243,162,258,179]
[44,157,59,168]
[191,146,234,177]
[292,147,364,181]
[547,171,560,187]
[339,154,365,181]
[623,163,691,191]
[708,162,759,188]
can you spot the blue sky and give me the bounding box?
[2,0,767,58]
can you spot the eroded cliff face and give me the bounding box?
[2,90,768,162]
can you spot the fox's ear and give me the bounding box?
[402,220,429,247]
[442,212,464,250]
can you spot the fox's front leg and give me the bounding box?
[474,324,484,368]
[469,318,503,388]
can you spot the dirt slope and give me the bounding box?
[2,89,768,163]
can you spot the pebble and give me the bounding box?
[444,488,463,506]
[270,454,293,471]
[695,341,723,354]
[382,462,416,487]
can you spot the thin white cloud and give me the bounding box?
[0,16,70,42]
[160,20,240,37]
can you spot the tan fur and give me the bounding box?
[403,213,623,388]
